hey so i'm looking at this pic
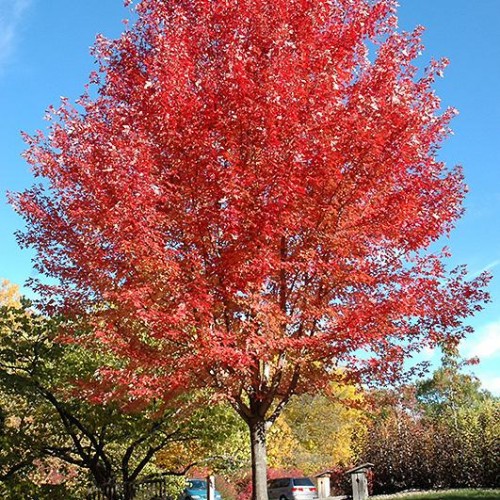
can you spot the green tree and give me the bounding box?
[0,297,242,499]
[416,347,492,423]
[415,348,499,488]
[360,355,499,494]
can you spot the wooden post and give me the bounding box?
[207,475,215,500]
[345,463,373,500]
[315,475,331,498]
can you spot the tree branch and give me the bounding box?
[0,461,33,482]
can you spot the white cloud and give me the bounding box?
[468,259,500,279]
[480,376,500,396]
[462,319,500,360]
[421,345,436,359]
[0,0,31,73]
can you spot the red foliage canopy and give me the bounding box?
[15,0,488,418]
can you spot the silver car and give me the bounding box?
[267,477,318,500]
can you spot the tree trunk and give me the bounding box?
[90,466,121,500]
[249,419,269,500]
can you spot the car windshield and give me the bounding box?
[293,478,314,486]
[188,480,207,490]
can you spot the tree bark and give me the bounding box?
[249,419,269,500]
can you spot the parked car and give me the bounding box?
[267,477,318,500]
[179,478,222,500]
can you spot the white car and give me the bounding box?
[268,477,318,500]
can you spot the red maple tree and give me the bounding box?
[14,0,489,497]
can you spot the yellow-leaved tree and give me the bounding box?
[267,383,367,474]
[0,280,21,308]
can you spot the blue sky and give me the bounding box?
[0,1,499,394]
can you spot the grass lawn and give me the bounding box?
[373,489,500,500]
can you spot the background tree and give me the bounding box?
[268,383,366,473]
[360,362,499,494]
[155,403,250,476]
[0,295,235,499]
[416,347,491,423]
[14,0,489,497]
[0,280,20,308]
